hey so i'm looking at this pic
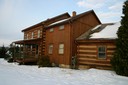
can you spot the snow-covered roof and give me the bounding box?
[48,18,71,27]
[90,22,120,39]
[76,22,121,40]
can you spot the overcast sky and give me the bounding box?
[0,0,125,46]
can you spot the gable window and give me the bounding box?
[59,43,64,54]
[38,30,40,38]
[98,46,106,59]
[31,32,34,39]
[50,28,54,32]
[59,25,64,30]
[49,44,53,54]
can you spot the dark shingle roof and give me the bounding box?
[22,12,70,32]
[45,10,101,28]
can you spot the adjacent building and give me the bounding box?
[76,22,120,69]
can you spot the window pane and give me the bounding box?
[98,46,106,59]
[99,47,105,52]
[60,44,64,48]
[59,49,64,54]
[59,25,64,30]
[49,44,53,54]
[31,32,34,39]
[59,44,64,54]
[38,30,40,38]
[50,28,54,32]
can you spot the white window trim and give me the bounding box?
[59,43,64,54]
[50,28,54,32]
[26,34,28,40]
[59,25,64,30]
[31,32,34,39]
[38,30,40,38]
[98,46,106,59]
[49,44,53,54]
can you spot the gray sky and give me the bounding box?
[0,0,125,46]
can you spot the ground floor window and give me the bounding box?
[59,43,64,54]
[48,44,53,54]
[98,46,106,59]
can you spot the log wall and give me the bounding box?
[77,40,116,69]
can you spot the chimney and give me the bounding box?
[72,11,76,17]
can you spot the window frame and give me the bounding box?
[31,32,34,39]
[48,44,53,54]
[26,34,28,40]
[38,30,40,38]
[58,43,64,54]
[49,28,54,32]
[98,46,106,59]
[59,25,64,30]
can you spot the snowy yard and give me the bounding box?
[0,59,128,85]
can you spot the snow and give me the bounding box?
[0,59,128,85]
[91,22,121,39]
[91,24,101,31]
[48,18,70,27]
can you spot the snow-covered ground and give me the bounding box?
[0,59,128,85]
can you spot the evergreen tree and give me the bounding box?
[111,0,128,76]
[0,45,7,58]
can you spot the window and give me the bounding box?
[98,46,106,59]
[26,34,28,40]
[38,30,40,38]
[31,32,34,39]
[50,28,54,32]
[59,44,64,54]
[59,25,64,30]
[49,44,53,54]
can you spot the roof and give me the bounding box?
[13,38,42,44]
[76,22,121,40]
[22,12,70,32]
[45,10,101,28]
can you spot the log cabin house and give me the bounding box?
[45,10,101,68]
[76,22,120,69]
[13,10,101,67]
[13,12,71,64]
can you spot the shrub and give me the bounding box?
[38,55,52,67]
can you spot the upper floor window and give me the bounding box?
[59,25,64,30]
[48,44,53,54]
[31,32,34,39]
[59,43,64,54]
[98,46,106,59]
[26,34,28,40]
[50,28,54,32]
[38,30,41,38]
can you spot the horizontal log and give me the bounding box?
[107,55,114,57]
[77,52,97,55]
[79,61,111,67]
[77,45,97,48]
[78,58,110,63]
[77,50,97,52]
[77,53,97,57]
[78,58,97,61]
[107,50,115,53]
[77,48,97,50]
[107,46,116,48]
